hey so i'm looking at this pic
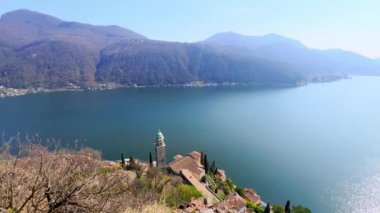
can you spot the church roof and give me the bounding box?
[189,151,201,162]
[243,188,261,205]
[169,155,205,179]
[214,193,246,212]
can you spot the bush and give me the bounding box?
[235,187,245,198]
[226,178,234,189]
[178,184,202,201]
[221,182,232,195]
[247,201,264,213]
[273,204,285,213]
[163,183,202,207]
[97,166,117,175]
[217,191,225,199]
[206,175,217,192]
[293,205,312,213]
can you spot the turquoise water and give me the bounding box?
[1,77,380,212]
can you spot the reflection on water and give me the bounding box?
[335,159,380,213]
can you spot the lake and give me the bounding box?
[1,76,380,212]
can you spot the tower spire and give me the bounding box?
[155,129,166,168]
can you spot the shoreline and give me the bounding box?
[0,84,124,98]
[0,82,295,98]
[0,76,350,99]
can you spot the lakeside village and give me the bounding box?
[0,84,117,98]
[0,82,239,98]
[107,130,266,213]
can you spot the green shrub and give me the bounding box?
[217,191,225,199]
[235,187,245,198]
[206,175,217,192]
[293,205,312,213]
[163,183,202,207]
[247,201,264,213]
[97,167,116,175]
[178,184,202,201]
[272,204,285,213]
[226,178,234,189]
[221,182,232,195]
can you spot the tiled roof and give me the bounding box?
[180,169,219,204]
[189,151,201,162]
[244,188,261,205]
[215,193,246,212]
[169,155,204,178]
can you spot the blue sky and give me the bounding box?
[1,0,379,58]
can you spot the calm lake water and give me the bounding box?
[1,76,380,212]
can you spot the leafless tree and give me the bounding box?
[0,134,147,212]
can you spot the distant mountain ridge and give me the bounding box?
[0,9,379,89]
[0,9,145,48]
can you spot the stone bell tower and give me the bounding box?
[155,130,166,168]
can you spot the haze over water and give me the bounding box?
[1,76,380,212]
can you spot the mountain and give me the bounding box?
[0,10,379,89]
[0,9,145,48]
[96,40,302,86]
[0,10,145,88]
[204,32,380,77]
[318,49,380,75]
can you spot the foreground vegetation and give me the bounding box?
[0,135,311,212]
[0,135,204,212]
[0,139,133,211]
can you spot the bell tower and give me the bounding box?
[155,130,166,168]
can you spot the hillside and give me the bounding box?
[96,40,302,86]
[0,135,312,213]
[0,9,145,49]
[204,32,380,77]
[0,140,170,212]
[0,9,379,89]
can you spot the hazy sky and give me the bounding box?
[1,0,379,58]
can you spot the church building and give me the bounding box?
[155,129,167,168]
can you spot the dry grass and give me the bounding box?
[0,137,163,212]
[124,202,172,213]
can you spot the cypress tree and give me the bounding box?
[201,152,204,166]
[264,202,270,213]
[121,153,125,167]
[204,154,209,174]
[214,166,218,175]
[129,156,135,170]
[149,152,153,167]
[210,161,216,174]
[285,200,291,213]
